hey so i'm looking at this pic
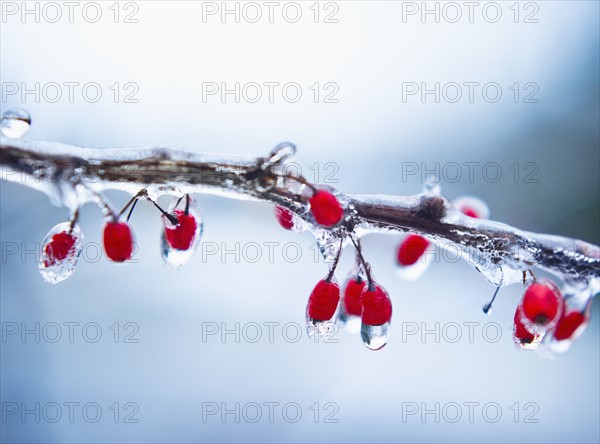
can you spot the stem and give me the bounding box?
[68,207,79,233]
[350,236,374,287]
[325,237,344,282]
[1,136,598,289]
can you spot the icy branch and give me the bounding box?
[1,135,599,293]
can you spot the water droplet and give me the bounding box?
[1,108,31,138]
[361,322,390,350]
[266,141,296,167]
[306,318,337,340]
[38,222,83,284]
[422,176,441,195]
[161,197,203,269]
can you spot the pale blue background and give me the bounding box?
[1,1,599,443]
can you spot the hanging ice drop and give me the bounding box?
[161,196,203,268]
[360,283,392,350]
[38,222,83,284]
[1,108,31,139]
[305,278,340,339]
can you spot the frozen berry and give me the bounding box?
[361,283,392,326]
[274,206,294,230]
[462,208,479,218]
[309,191,343,227]
[343,275,366,316]
[165,210,198,250]
[307,279,341,321]
[397,234,430,266]
[103,222,134,262]
[521,280,563,326]
[553,310,587,341]
[513,304,540,346]
[453,196,490,219]
[43,231,76,267]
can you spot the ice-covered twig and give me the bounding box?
[1,135,599,293]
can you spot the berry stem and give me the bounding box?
[325,237,344,282]
[350,236,374,289]
[68,207,80,234]
[119,189,146,220]
[184,194,190,216]
[126,198,139,223]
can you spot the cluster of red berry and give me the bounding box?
[39,180,592,353]
[39,193,202,283]
[276,189,391,349]
[514,278,591,351]
[276,190,592,353]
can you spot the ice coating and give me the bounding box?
[38,222,83,284]
[1,113,598,310]
[160,198,203,269]
[0,108,31,139]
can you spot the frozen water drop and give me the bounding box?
[361,322,390,350]
[422,176,441,195]
[1,108,31,138]
[482,286,500,315]
[266,141,296,167]
[161,197,203,269]
[306,318,337,340]
[314,231,341,263]
[38,222,83,284]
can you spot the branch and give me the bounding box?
[1,135,599,296]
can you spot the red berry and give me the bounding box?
[103,222,134,262]
[309,191,343,227]
[513,305,538,345]
[553,311,587,341]
[361,284,392,326]
[274,206,294,230]
[43,231,76,266]
[453,196,490,220]
[165,210,197,250]
[462,207,479,218]
[307,279,340,321]
[343,276,366,316]
[397,234,430,266]
[522,280,563,326]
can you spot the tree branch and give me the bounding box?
[1,135,598,295]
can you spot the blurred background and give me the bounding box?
[1,1,598,442]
